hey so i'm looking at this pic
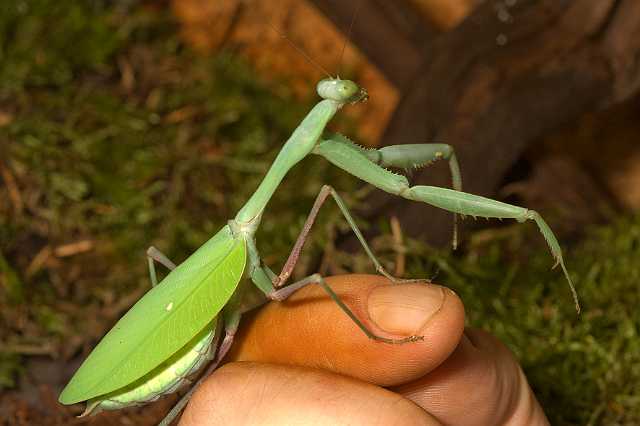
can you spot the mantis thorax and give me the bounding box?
[229,214,261,240]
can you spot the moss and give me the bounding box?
[0,0,123,94]
[0,352,23,389]
[0,250,23,303]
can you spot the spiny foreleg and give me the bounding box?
[314,134,462,248]
[316,136,579,313]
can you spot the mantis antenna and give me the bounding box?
[337,0,363,77]
[266,20,333,79]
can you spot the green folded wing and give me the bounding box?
[59,225,246,404]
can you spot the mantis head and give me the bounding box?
[317,78,368,105]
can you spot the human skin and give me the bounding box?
[179,274,549,426]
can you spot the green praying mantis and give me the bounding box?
[58,35,580,426]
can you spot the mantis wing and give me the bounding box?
[59,225,246,404]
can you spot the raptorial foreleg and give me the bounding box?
[316,136,579,312]
[314,134,463,248]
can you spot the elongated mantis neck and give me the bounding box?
[234,99,340,224]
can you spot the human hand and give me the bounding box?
[179,274,548,425]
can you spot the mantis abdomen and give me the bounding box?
[81,321,217,416]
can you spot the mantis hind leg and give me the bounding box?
[158,312,238,426]
[146,246,177,287]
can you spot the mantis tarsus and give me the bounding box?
[58,41,580,426]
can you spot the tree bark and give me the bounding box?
[315,0,640,246]
[307,0,435,90]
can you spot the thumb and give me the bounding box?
[228,274,465,386]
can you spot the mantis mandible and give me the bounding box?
[58,44,580,426]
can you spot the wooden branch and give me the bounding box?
[307,0,434,89]
[366,0,640,245]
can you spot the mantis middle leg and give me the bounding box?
[147,246,177,286]
[272,184,422,289]
[269,273,423,344]
[254,184,427,344]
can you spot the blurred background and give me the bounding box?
[1,0,639,424]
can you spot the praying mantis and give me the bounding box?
[58,26,580,426]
